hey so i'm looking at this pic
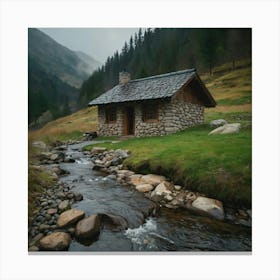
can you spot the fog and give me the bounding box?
[40,28,140,64]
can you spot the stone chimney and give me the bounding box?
[119,71,131,85]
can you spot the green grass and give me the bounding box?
[217,95,251,106]
[85,125,251,207]
[93,136,118,141]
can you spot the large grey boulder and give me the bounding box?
[191,196,224,220]
[209,119,227,128]
[75,215,100,240]
[209,123,241,135]
[57,209,85,228]
[39,232,71,251]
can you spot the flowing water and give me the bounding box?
[59,142,251,252]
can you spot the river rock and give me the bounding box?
[57,209,85,228]
[186,192,197,201]
[32,141,47,151]
[91,147,107,155]
[165,194,173,201]
[115,149,130,159]
[50,153,59,161]
[39,224,50,231]
[209,119,227,128]
[174,185,182,191]
[47,208,57,215]
[28,245,39,251]
[209,123,241,135]
[73,192,83,201]
[64,156,75,163]
[135,183,154,193]
[41,201,48,207]
[75,215,100,239]
[106,174,117,180]
[39,232,71,251]
[129,174,143,186]
[66,193,74,199]
[170,198,183,207]
[192,196,224,220]
[140,174,166,186]
[150,182,173,202]
[29,233,44,247]
[51,166,69,176]
[98,213,128,231]
[58,200,70,212]
[153,181,173,194]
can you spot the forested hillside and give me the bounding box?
[79,28,251,106]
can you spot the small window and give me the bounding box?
[142,104,158,122]
[105,108,117,123]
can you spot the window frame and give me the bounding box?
[142,103,159,123]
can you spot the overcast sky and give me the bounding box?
[40,28,140,64]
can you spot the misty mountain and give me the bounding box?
[28,28,100,88]
[28,28,100,125]
[75,50,101,76]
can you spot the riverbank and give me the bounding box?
[84,125,252,208]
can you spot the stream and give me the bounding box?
[58,141,251,252]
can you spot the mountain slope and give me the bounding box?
[29,28,95,87]
[28,28,100,125]
[75,50,101,75]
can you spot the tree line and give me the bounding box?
[78,28,251,106]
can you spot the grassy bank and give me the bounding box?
[85,125,251,207]
[28,144,56,222]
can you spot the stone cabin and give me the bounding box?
[88,69,216,137]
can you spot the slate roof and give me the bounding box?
[88,69,215,107]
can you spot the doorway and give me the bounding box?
[124,106,135,135]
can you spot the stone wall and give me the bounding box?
[97,106,124,136]
[134,101,167,137]
[135,100,204,136]
[97,99,204,137]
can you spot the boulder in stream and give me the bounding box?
[75,214,101,240]
[191,196,224,220]
[98,213,128,231]
[57,209,85,228]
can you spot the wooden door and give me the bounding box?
[124,107,135,135]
